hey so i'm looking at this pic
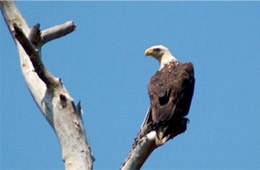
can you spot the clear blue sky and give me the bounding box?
[1,2,260,170]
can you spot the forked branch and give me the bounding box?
[0,1,93,170]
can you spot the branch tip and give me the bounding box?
[41,21,76,45]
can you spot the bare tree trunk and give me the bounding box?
[0,1,94,170]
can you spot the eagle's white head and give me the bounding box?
[145,45,177,70]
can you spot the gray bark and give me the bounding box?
[0,1,94,170]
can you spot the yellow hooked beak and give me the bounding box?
[145,48,154,57]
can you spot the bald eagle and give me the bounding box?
[142,45,195,143]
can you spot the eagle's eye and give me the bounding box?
[153,48,161,52]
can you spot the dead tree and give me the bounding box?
[1,1,190,170]
[0,1,93,170]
